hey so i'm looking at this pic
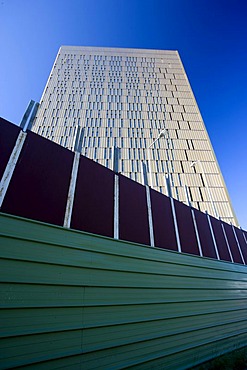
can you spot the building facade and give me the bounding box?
[32,46,237,225]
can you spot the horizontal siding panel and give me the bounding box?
[2,284,247,308]
[1,254,247,291]
[130,333,247,370]
[1,330,82,369]
[2,301,247,338]
[1,309,247,342]
[2,324,247,370]
[1,212,247,369]
[2,238,246,281]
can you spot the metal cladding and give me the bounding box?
[1,212,247,369]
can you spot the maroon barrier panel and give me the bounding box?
[243,231,247,247]
[0,118,21,180]
[241,229,247,253]
[119,175,150,245]
[173,199,200,256]
[2,118,247,263]
[150,188,178,251]
[1,131,73,226]
[193,208,217,259]
[234,227,247,264]
[222,222,243,264]
[209,216,231,262]
[71,156,114,238]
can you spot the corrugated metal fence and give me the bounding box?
[1,212,247,369]
[0,117,247,264]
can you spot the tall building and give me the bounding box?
[32,46,237,225]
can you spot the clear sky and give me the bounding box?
[0,0,246,228]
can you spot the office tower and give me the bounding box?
[32,46,237,225]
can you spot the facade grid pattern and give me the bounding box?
[32,46,237,225]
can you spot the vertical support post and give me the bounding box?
[145,185,155,247]
[141,161,149,187]
[221,223,234,262]
[147,148,153,187]
[114,174,119,239]
[20,100,35,129]
[112,147,120,239]
[73,126,84,153]
[184,184,203,257]
[241,227,247,245]
[165,174,172,198]
[63,126,84,228]
[20,100,39,132]
[206,212,220,260]
[63,152,80,228]
[166,175,181,252]
[0,99,39,207]
[142,162,155,247]
[0,131,27,208]
[111,146,119,173]
[232,224,245,264]
[183,184,191,207]
[25,102,39,131]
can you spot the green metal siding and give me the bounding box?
[1,212,247,369]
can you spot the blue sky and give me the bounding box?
[0,0,246,228]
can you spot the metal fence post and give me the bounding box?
[183,184,203,257]
[0,131,27,207]
[166,175,181,253]
[231,224,245,264]
[206,212,220,260]
[20,100,39,132]
[221,223,234,262]
[141,161,154,247]
[112,147,120,239]
[63,127,84,228]
[20,100,35,130]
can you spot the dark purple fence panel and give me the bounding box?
[1,131,73,226]
[209,217,231,262]
[193,208,217,259]
[234,227,247,264]
[173,199,199,256]
[150,188,177,251]
[244,231,247,245]
[71,156,114,238]
[119,175,150,245]
[222,222,243,264]
[0,117,21,180]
